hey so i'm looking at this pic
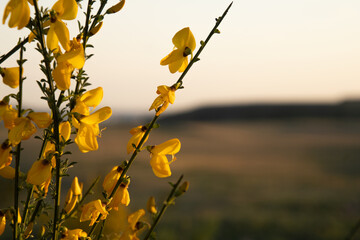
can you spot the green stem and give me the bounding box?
[21,187,34,225]
[0,37,29,65]
[13,41,25,240]
[143,175,184,240]
[345,218,360,240]
[29,200,42,223]
[82,0,94,51]
[32,2,62,239]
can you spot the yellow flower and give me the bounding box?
[108,181,130,210]
[8,112,52,146]
[26,159,53,186]
[1,104,17,129]
[0,141,12,169]
[72,87,103,116]
[0,166,15,179]
[149,138,181,178]
[64,177,82,213]
[149,85,176,116]
[73,107,112,152]
[119,209,146,240]
[42,121,71,158]
[80,199,108,226]
[2,0,31,30]
[60,228,87,240]
[46,0,78,52]
[0,67,21,88]
[103,166,123,195]
[127,126,148,154]
[160,27,196,73]
[0,211,5,236]
[52,38,85,90]
[72,88,111,153]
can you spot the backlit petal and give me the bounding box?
[172,27,190,49]
[150,154,171,178]
[168,58,184,74]
[53,19,70,51]
[79,87,103,108]
[80,107,112,125]
[52,61,73,90]
[28,112,52,128]
[75,124,98,153]
[151,138,181,155]
[160,49,183,66]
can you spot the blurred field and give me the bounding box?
[1,118,360,239]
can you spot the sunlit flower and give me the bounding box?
[127,126,148,154]
[47,0,78,52]
[72,87,103,116]
[0,67,21,88]
[60,228,87,240]
[160,27,196,73]
[26,159,53,186]
[149,138,181,178]
[149,85,176,116]
[108,181,130,210]
[103,166,123,195]
[0,211,5,236]
[52,37,85,90]
[119,209,146,240]
[0,141,12,170]
[8,112,52,146]
[80,200,108,226]
[2,0,32,30]
[64,177,82,213]
[72,88,112,153]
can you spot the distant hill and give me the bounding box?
[161,100,360,122]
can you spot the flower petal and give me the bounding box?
[160,49,183,66]
[152,138,181,155]
[172,27,190,49]
[28,112,52,128]
[150,154,172,178]
[80,107,112,125]
[79,87,103,109]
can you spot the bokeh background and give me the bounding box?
[1,0,360,239]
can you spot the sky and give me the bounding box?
[1,0,360,115]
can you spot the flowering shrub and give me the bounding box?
[0,0,232,239]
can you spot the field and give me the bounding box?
[1,118,360,239]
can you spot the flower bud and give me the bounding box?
[89,22,103,36]
[175,181,189,197]
[146,196,157,214]
[106,0,125,14]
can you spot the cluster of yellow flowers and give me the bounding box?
[0,0,226,237]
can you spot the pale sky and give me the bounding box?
[1,0,360,115]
